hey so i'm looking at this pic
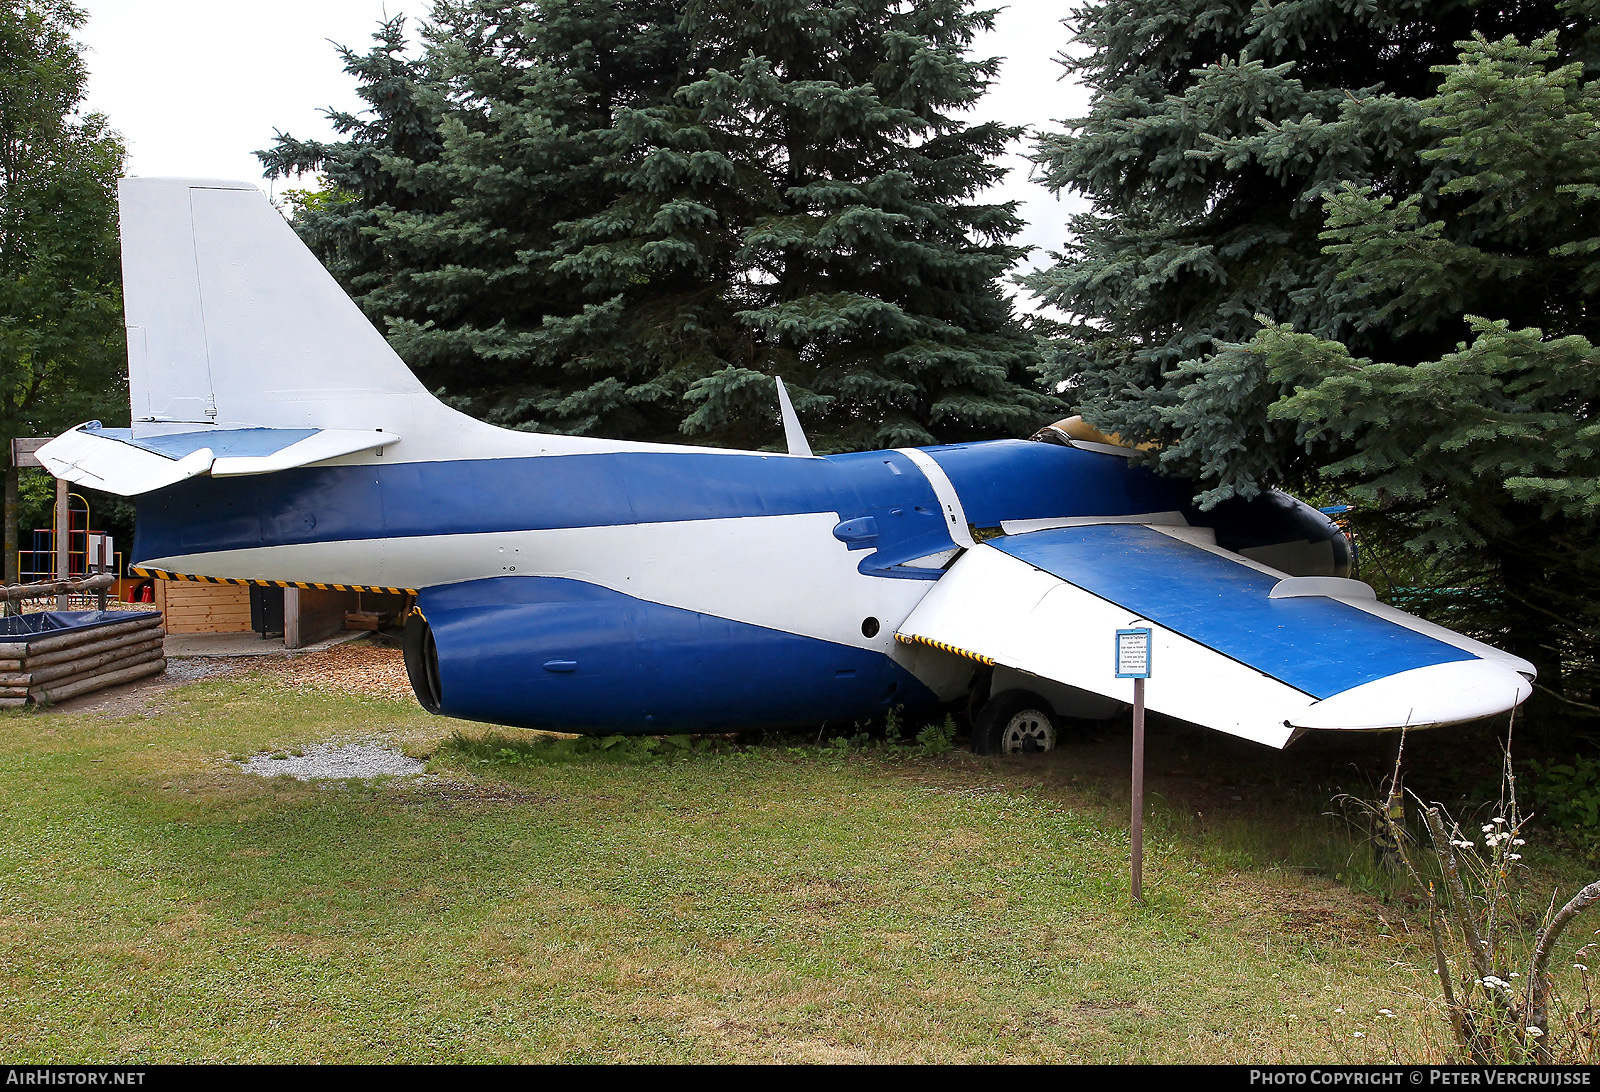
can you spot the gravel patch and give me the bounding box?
[239,741,424,780]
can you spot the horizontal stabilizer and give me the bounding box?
[897,525,1532,748]
[37,422,398,495]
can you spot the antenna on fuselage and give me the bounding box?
[775,377,814,457]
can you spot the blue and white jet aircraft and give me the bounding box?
[39,178,1534,753]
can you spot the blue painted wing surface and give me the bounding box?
[897,525,1533,748]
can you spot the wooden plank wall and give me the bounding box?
[285,587,355,649]
[158,580,252,634]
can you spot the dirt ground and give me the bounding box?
[40,636,413,718]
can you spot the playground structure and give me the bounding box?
[12,491,140,611]
[17,492,121,578]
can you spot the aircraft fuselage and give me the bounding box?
[133,436,1347,733]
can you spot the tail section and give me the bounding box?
[41,178,690,495]
[120,177,434,435]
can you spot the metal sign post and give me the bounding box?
[1116,627,1153,903]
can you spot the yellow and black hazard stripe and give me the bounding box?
[130,567,416,597]
[894,631,994,666]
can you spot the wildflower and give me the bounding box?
[1354,1031,1365,1039]
[1507,853,1522,861]
[1526,1026,1544,1039]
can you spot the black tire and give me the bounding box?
[970,689,1059,756]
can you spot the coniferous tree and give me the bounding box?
[1030,0,1598,727]
[1246,22,1600,727]
[262,0,1055,450]
[1024,0,1558,504]
[257,15,450,361]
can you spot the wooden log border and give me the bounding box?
[32,658,167,705]
[0,627,166,674]
[0,614,162,660]
[0,610,167,707]
[30,647,167,699]
[0,636,167,687]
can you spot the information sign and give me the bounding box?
[1115,627,1152,679]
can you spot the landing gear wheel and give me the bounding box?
[971,689,1059,756]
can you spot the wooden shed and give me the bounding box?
[155,580,250,634]
[153,580,377,648]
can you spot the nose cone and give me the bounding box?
[1289,660,1533,733]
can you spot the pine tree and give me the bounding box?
[1245,21,1600,727]
[262,0,1055,451]
[661,0,1056,451]
[256,14,450,363]
[0,0,126,580]
[1024,0,1559,504]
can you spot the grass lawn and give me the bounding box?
[0,659,1560,1063]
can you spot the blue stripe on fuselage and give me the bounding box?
[130,441,1214,575]
[923,440,1194,526]
[134,448,958,569]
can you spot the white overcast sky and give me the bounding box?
[75,1,1088,295]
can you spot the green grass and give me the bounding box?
[0,671,1471,1062]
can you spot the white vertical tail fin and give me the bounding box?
[39,177,785,495]
[120,177,438,436]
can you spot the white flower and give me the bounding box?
[1493,817,1507,825]
[1335,1006,1345,1014]
[1527,1026,1544,1039]
[1513,838,1526,846]
[1508,853,1522,861]
[1354,1031,1365,1039]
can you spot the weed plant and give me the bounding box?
[1375,729,1600,1063]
